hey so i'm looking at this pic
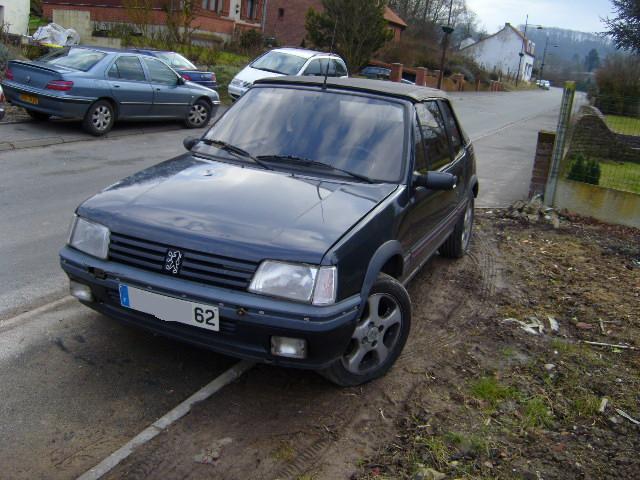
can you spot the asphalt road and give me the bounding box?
[0,88,564,479]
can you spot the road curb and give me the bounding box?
[0,124,184,152]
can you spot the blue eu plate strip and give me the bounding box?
[119,285,130,308]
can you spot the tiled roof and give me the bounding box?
[384,7,407,28]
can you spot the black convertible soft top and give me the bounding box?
[254,76,447,103]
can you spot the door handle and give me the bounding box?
[114,84,120,88]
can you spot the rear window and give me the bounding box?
[251,51,307,75]
[154,52,196,70]
[38,47,106,71]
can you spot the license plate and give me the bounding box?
[19,94,38,105]
[119,285,219,332]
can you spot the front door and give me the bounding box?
[106,56,153,118]
[398,101,457,271]
[142,57,191,118]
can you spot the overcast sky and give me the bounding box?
[466,0,614,33]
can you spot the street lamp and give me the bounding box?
[437,0,455,90]
[515,16,543,86]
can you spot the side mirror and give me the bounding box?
[177,76,185,85]
[183,136,199,151]
[414,172,457,191]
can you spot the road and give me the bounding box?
[0,88,563,479]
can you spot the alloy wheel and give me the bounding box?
[461,201,473,249]
[91,105,112,131]
[341,293,403,375]
[188,104,208,126]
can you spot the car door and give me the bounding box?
[141,56,191,118]
[398,101,456,269]
[106,55,153,118]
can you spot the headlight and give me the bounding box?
[68,215,110,259]
[249,261,337,306]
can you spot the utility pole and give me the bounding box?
[539,37,558,80]
[437,0,455,90]
[515,14,528,87]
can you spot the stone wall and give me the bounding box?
[566,105,640,165]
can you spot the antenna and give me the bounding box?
[322,17,338,90]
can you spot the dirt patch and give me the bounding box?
[1,104,30,123]
[102,212,639,480]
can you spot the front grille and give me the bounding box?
[108,232,258,291]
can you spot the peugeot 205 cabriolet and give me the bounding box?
[60,77,478,386]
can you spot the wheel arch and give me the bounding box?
[358,240,405,315]
[93,96,119,119]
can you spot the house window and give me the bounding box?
[278,8,284,19]
[202,0,221,12]
[247,0,256,19]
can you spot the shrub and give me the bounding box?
[239,29,263,52]
[0,43,8,72]
[567,153,601,185]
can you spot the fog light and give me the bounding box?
[70,281,93,302]
[271,336,307,359]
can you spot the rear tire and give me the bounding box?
[440,195,474,259]
[184,99,211,128]
[26,109,50,121]
[82,100,115,136]
[320,273,411,387]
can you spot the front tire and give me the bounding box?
[82,100,114,136]
[184,99,211,128]
[320,273,411,387]
[440,195,474,259]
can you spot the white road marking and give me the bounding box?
[76,360,254,480]
[0,295,74,333]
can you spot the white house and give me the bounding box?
[0,0,30,36]
[461,23,536,82]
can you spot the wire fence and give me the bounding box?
[562,94,640,195]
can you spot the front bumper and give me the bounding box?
[60,246,361,369]
[1,80,93,118]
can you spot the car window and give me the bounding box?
[204,87,406,183]
[38,47,106,72]
[413,111,427,174]
[415,101,451,170]
[303,59,325,76]
[109,56,146,81]
[438,100,463,155]
[143,57,178,85]
[251,51,308,75]
[333,59,348,77]
[155,52,196,70]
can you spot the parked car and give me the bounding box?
[228,47,348,100]
[0,85,5,121]
[359,65,415,84]
[1,46,220,136]
[127,49,217,90]
[60,77,478,386]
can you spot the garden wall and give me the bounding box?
[554,178,640,228]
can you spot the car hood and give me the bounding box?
[234,65,284,85]
[78,155,397,264]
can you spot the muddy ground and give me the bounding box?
[104,211,639,480]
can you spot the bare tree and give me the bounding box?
[123,0,155,37]
[163,0,199,44]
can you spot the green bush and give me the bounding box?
[0,43,8,72]
[567,153,601,185]
[239,29,263,52]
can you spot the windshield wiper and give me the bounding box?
[200,139,272,170]
[257,154,374,183]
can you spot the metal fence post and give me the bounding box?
[544,81,576,206]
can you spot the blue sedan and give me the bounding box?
[1,46,220,135]
[128,49,217,90]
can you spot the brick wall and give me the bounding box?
[529,130,556,199]
[43,1,245,37]
[263,0,322,46]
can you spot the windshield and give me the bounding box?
[38,47,106,71]
[204,87,407,182]
[250,51,307,75]
[155,52,196,70]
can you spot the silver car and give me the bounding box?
[1,46,220,135]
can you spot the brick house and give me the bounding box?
[41,0,265,41]
[263,1,406,47]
